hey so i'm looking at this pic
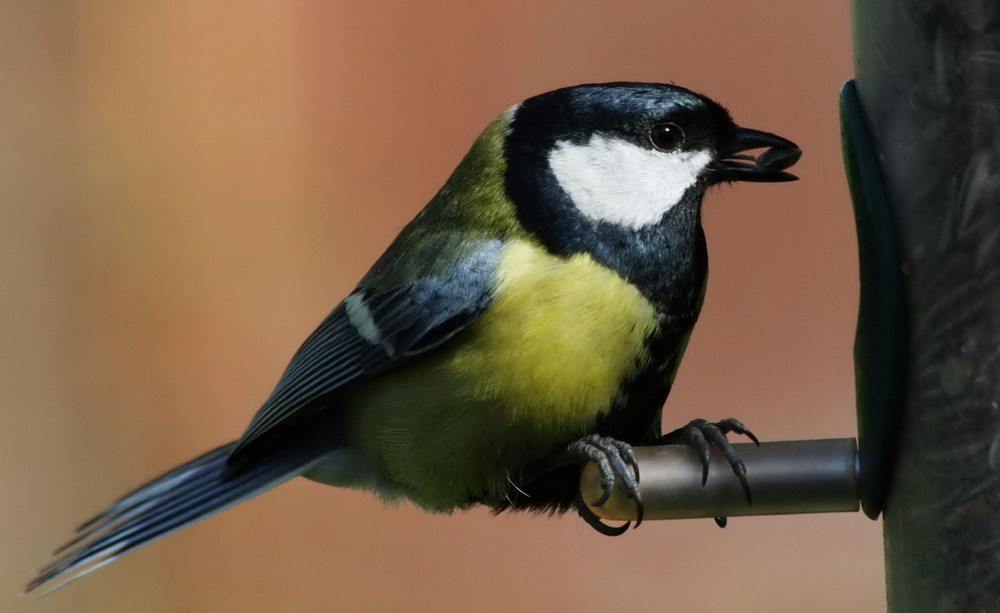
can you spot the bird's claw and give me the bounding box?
[659,417,758,508]
[567,434,643,533]
[577,494,631,536]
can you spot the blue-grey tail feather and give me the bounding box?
[26,441,317,595]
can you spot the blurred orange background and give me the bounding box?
[2,2,880,611]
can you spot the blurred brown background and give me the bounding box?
[2,1,879,611]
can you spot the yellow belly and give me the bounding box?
[341,240,662,509]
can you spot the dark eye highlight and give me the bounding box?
[649,123,684,151]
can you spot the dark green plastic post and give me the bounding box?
[840,79,906,521]
[850,2,1000,611]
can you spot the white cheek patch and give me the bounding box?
[547,135,713,229]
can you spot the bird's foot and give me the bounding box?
[657,417,759,524]
[577,494,630,536]
[565,434,642,535]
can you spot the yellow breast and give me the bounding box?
[450,240,661,431]
[340,239,662,509]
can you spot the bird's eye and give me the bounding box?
[649,123,684,151]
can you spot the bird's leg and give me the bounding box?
[557,434,642,536]
[657,417,759,527]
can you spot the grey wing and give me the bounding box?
[228,239,503,460]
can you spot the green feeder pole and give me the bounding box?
[850,2,1000,611]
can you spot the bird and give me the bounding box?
[27,82,800,594]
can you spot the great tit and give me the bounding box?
[28,82,800,593]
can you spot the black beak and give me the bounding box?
[709,127,801,183]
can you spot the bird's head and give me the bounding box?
[502,82,800,239]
